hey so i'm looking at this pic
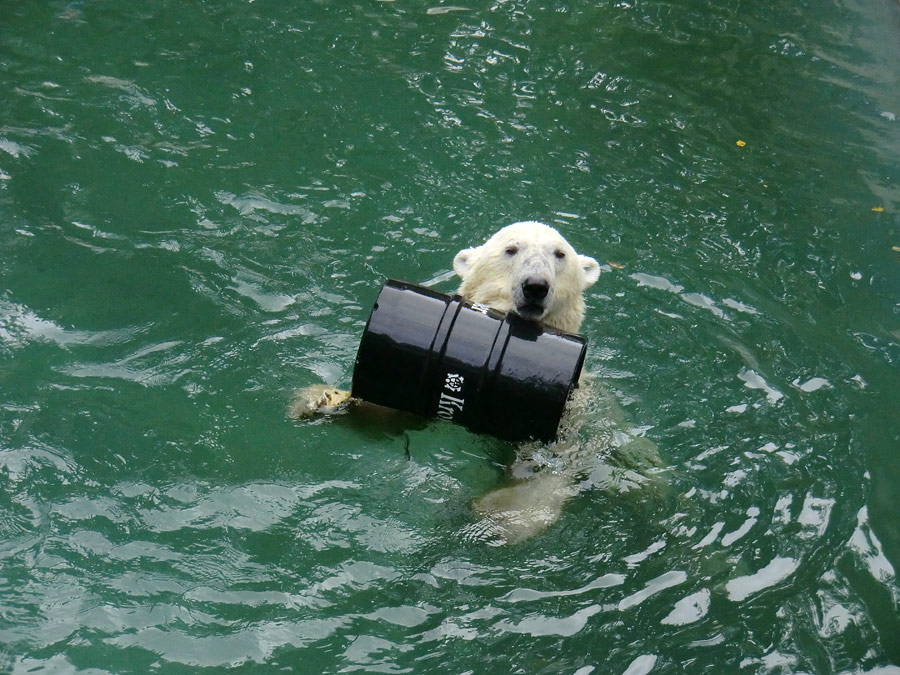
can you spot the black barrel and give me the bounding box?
[351,279,587,443]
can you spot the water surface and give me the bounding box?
[1,0,899,672]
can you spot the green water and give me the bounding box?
[2,0,899,672]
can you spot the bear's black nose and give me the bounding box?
[522,278,549,302]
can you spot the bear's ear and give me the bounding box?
[579,254,601,288]
[453,246,481,277]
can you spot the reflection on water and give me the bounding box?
[1,0,899,672]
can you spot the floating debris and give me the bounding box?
[736,140,747,147]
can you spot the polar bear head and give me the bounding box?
[452,221,601,333]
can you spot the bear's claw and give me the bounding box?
[289,385,352,419]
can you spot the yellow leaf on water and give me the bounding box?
[736,140,746,147]
[892,246,900,252]
[872,206,885,212]
[608,261,625,270]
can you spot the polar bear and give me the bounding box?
[292,221,600,415]
[292,221,648,545]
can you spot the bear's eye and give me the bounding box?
[554,250,566,260]
[505,246,518,256]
